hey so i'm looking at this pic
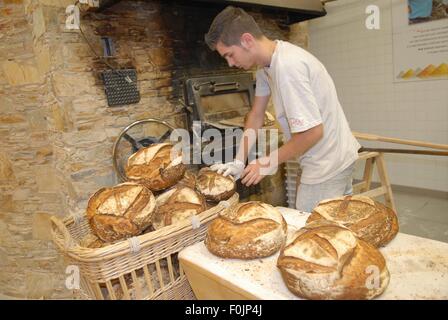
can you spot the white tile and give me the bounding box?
[309,0,447,192]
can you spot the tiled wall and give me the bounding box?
[308,0,448,192]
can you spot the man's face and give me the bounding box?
[216,41,254,70]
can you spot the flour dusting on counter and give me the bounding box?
[179,207,448,300]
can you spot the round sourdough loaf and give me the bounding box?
[125,143,186,191]
[195,167,236,202]
[152,186,207,229]
[307,195,399,247]
[277,220,390,300]
[176,169,197,189]
[205,201,287,259]
[86,182,156,242]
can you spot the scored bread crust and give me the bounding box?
[307,195,399,247]
[277,220,390,300]
[195,167,236,202]
[86,182,156,242]
[176,170,197,189]
[125,143,186,191]
[152,186,207,230]
[205,201,287,259]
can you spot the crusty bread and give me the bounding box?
[152,186,207,230]
[205,201,287,259]
[195,167,236,202]
[307,195,399,247]
[125,143,186,191]
[277,220,390,300]
[86,182,156,242]
[176,169,197,189]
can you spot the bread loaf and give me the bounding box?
[307,195,399,247]
[152,186,207,229]
[195,167,236,202]
[176,169,197,189]
[205,201,287,259]
[277,220,390,300]
[125,143,186,191]
[86,182,156,242]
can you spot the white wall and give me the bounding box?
[308,0,448,192]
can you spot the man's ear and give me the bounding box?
[240,33,254,49]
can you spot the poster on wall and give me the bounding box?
[392,0,448,82]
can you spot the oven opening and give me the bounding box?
[200,91,251,125]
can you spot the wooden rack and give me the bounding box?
[352,131,448,211]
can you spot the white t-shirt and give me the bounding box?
[255,40,360,184]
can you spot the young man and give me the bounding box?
[205,6,360,212]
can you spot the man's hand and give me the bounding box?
[240,156,278,187]
[210,159,245,180]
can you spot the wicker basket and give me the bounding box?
[51,193,239,300]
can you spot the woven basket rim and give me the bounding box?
[52,193,238,262]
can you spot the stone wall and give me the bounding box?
[0,0,68,299]
[0,0,307,299]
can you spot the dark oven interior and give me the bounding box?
[182,72,261,200]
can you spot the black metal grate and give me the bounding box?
[101,69,140,107]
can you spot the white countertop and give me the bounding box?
[179,207,448,300]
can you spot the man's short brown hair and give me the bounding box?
[204,6,264,51]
